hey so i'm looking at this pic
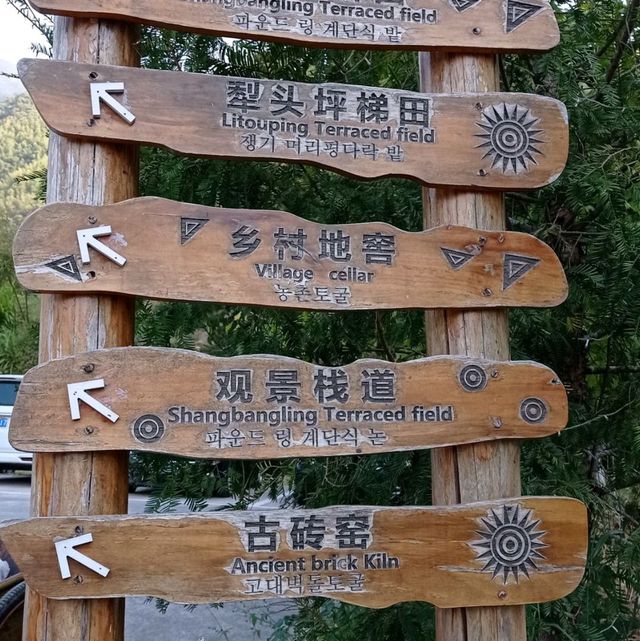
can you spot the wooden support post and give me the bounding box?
[421,53,526,641]
[23,16,138,641]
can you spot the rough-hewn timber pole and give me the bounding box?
[421,53,526,641]
[23,16,138,641]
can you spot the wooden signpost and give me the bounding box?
[17,59,569,190]
[28,0,560,53]
[6,0,584,637]
[0,498,587,607]
[13,197,568,309]
[8,348,568,458]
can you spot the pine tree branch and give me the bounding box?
[6,0,53,44]
[587,366,640,375]
[610,477,640,494]
[604,0,640,84]
[375,312,395,362]
[563,397,640,432]
[498,56,511,93]
[596,7,629,58]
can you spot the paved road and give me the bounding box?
[0,473,296,641]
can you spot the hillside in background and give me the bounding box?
[0,60,24,100]
[0,92,47,237]
[0,91,46,373]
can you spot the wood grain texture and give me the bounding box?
[9,348,568,458]
[18,58,569,191]
[29,0,560,53]
[420,53,529,641]
[21,15,138,641]
[13,197,568,309]
[0,498,588,608]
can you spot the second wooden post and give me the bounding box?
[422,52,525,641]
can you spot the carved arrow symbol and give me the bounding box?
[67,379,119,423]
[76,225,127,267]
[90,82,136,125]
[55,533,110,580]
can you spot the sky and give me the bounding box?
[0,2,48,67]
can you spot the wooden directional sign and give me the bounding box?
[9,347,568,458]
[28,0,560,53]
[0,498,587,607]
[13,197,568,310]
[18,59,569,190]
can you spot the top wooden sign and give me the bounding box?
[28,0,560,53]
[19,59,569,191]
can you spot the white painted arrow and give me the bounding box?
[90,82,136,125]
[67,379,119,423]
[76,225,127,266]
[55,533,110,580]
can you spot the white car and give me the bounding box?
[0,375,32,472]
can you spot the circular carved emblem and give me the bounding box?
[476,104,544,174]
[459,364,488,392]
[519,397,548,424]
[471,504,547,584]
[132,414,165,443]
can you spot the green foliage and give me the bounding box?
[0,92,45,373]
[0,93,47,225]
[270,600,434,641]
[1,0,639,638]
[500,5,640,635]
[134,2,640,638]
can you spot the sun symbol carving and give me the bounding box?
[471,504,547,584]
[476,103,544,174]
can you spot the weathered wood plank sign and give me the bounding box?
[28,0,560,53]
[0,498,588,607]
[13,197,568,309]
[18,59,569,190]
[9,347,568,458]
